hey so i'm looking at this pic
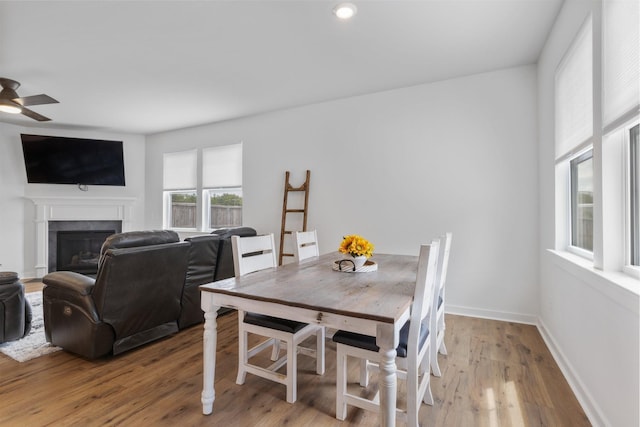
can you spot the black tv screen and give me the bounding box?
[21,134,126,186]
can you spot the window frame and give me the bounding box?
[162,149,198,231]
[569,149,595,257]
[162,143,243,232]
[625,122,640,277]
[202,186,243,231]
[163,190,198,231]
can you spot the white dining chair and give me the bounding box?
[294,229,331,342]
[231,233,325,404]
[430,232,452,377]
[294,229,319,261]
[333,239,440,426]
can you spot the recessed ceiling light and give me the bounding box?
[333,3,357,20]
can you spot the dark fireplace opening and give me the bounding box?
[56,230,115,274]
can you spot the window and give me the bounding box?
[166,191,198,229]
[630,124,639,266]
[202,144,243,229]
[206,189,242,229]
[163,150,197,229]
[162,144,242,231]
[555,17,594,257]
[554,1,639,278]
[570,150,594,252]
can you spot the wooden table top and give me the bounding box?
[200,253,417,324]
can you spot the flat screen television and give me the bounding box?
[21,134,126,186]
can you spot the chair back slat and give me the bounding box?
[408,239,440,348]
[435,232,452,295]
[231,234,277,277]
[295,230,319,261]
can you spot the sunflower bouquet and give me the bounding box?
[338,234,375,258]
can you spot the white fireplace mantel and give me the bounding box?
[27,196,137,277]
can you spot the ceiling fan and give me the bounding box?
[0,77,59,121]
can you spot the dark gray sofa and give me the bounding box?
[179,227,257,329]
[43,227,257,359]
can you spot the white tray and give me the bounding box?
[332,259,378,273]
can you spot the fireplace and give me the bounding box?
[48,220,122,275]
[56,230,115,274]
[28,196,135,278]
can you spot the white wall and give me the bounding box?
[0,122,146,277]
[537,2,639,426]
[146,65,540,322]
[0,123,29,276]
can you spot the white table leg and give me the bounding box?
[377,324,398,427]
[201,302,220,415]
[379,347,398,427]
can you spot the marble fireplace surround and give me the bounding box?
[28,197,136,278]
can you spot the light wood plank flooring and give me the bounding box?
[0,288,590,426]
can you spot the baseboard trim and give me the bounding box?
[18,271,37,280]
[536,319,609,427]
[447,304,538,325]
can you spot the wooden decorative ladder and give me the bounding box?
[278,170,310,266]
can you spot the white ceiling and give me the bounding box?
[0,0,562,135]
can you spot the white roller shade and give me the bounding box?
[163,149,197,190]
[603,0,640,128]
[555,18,593,159]
[203,144,242,188]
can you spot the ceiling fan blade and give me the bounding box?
[15,94,59,106]
[21,106,51,121]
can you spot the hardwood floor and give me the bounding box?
[0,289,590,426]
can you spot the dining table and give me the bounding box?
[199,252,419,427]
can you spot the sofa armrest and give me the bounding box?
[43,271,95,296]
[0,281,22,300]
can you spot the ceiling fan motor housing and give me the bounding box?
[0,78,21,103]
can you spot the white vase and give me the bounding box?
[351,255,367,269]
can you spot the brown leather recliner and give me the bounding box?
[0,272,32,343]
[43,230,189,359]
[179,227,257,329]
